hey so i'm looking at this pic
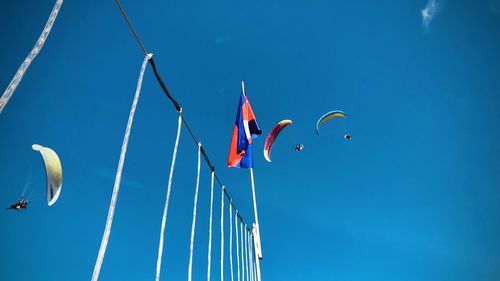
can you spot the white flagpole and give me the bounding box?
[252,225,261,281]
[241,81,263,261]
[249,168,262,260]
[240,81,262,281]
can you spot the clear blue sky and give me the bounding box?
[1,0,500,280]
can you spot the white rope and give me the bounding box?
[188,143,202,281]
[252,236,258,281]
[91,53,151,281]
[240,222,245,281]
[248,233,254,281]
[220,187,225,281]
[229,205,234,281]
[155,112,183,281]
[207,172,215,281]
[247,232,252,281]
[244,227,250,281]
[0,0,63,114]
[234,213,240,281]
[250,235,259,281]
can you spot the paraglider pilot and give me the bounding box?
[295,144,304,151]
[7,199,28,210]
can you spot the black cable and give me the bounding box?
[181,113,249,225]
[114,0,182,113]
[113,0,253,229]
[148,57,182,112]
[113,0,148,56]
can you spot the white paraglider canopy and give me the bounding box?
[32,144,62,206]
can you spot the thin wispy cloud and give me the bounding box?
[215,36,231,45]
[97,169,144,190]
[422,0,440,30]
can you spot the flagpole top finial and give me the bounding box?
[241,81,245,94]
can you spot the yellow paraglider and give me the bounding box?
[315,110,347,135]
[32,144,62,206]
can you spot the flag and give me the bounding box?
[228,86,261,168]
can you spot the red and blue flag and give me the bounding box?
[228,88,261,168]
